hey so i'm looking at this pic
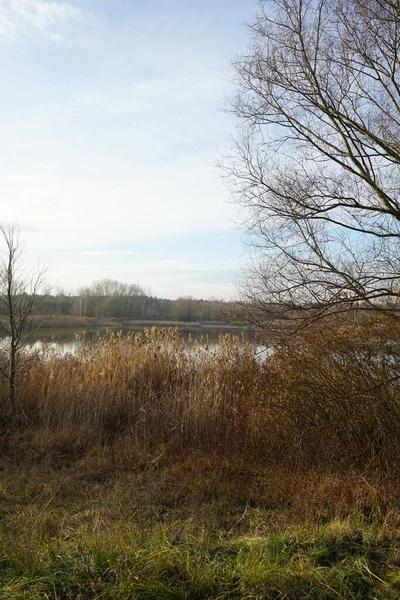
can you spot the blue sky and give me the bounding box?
[0,0,255,299]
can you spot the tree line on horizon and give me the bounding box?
[35,279,238,323]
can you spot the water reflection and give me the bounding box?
[16,325,254,355]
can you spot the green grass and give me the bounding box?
[1,521,400,599]
[0,458,400,599]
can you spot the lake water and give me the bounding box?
[17,324,254,355]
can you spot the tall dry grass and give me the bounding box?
[1,321,399,470]
[0,329,267,453]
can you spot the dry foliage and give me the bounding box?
[1,323,399,471]
[268,318,400,468]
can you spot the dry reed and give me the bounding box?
[1,321,399,470]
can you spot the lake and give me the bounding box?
[17,324,254,355]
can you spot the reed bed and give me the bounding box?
[1,321,400,470]
[1,328,267,454]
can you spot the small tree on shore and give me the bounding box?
[226,0,400,333]
[0,225,46,408]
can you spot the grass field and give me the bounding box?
[1,456,400,599]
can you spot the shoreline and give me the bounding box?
[31,314,249,330]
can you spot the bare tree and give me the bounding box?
[77,279,146,318]
[0,225,46,408]
[226,0,400,332]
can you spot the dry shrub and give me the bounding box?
[267,317,400,468]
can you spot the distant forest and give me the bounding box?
[37,279,238,323]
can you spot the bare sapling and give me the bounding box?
[0,225,46,411]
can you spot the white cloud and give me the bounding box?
[81,251,140,257]
[0,155,234,251]
[42,257,240,299]
[49,32,63,41]
[0,0,83,41]
[123,260,238,274]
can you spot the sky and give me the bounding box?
[0,0,256,299]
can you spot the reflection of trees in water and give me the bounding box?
[14,326,252,355]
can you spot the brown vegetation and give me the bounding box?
[1,323,400,597]
[1,321,399,472]
[35,281,239,323]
